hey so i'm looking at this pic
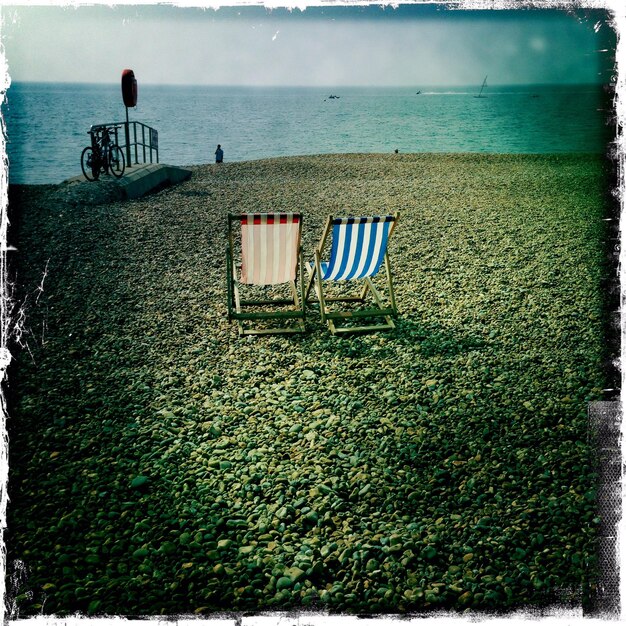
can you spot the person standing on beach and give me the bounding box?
[215,144,224,163]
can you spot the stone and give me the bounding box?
[130,475,149,489]
[284,566,305,583]
[276,576,293,590]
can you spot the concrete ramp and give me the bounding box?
[65,163,192,200]
[118,163,192,198]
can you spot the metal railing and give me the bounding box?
[89,121,159,168]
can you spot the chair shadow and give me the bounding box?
[390,315,488,356]
[301,312,488,361]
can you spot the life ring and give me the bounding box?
[121,69,138,108]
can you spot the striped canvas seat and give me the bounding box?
[306,213,399,334]
[319,216,395,281]
[227,212,305,336]
[240,213,301,285]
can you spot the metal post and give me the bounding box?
[125,107,132,169]
[134,124,138,165]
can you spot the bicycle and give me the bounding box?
[80,125,126,181]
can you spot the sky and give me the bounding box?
[0,3,617,87]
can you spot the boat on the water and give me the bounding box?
[474,76,488,99]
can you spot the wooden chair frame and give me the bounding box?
[226,213,306,336]
[305,213,399,334]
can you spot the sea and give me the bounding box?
[1,82,615,185]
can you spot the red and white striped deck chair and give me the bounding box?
[305,213,399,334]
[227,212,305,335]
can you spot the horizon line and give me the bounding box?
[6,80,609,89]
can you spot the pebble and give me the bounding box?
[130,475,149,489]
[276,576,293,590]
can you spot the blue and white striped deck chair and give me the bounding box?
[306,213,399,334]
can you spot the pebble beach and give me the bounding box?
[6,153,613,616]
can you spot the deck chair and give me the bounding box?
[226,212,305,336]
[305,213,399,334]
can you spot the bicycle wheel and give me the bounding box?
[107,145,125,178]
[80,146,99,181]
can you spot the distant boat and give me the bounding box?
[474,76,488,99]
[416,90,421,95]
[328,94,340,99]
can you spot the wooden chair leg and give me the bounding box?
[305,263,317,301]
[313,251,330,323]
[384,253,397,313]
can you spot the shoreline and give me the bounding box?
[6,150,613,189]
